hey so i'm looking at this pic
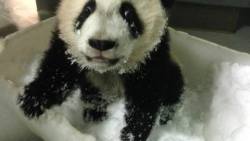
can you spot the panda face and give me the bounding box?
[57,0,167,73]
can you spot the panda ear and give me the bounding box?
[160,0,175,9]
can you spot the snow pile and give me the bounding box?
[149,63,250,141]
[1,18,250,141]
[204,63,250,141]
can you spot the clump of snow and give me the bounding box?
[204,63,250,141]
[149,63,250,141]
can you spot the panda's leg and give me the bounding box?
[119,41,184,141]
[159,60,184,125]
[121,102,159,141]
[119,70,162,141]
[17,32,96,141]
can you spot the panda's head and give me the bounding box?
[57,0,174,73]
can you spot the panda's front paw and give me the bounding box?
[18,94,46,118]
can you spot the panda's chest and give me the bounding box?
[85,71,124,104]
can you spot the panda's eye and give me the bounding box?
[120,2,144,38]
[84,2,95,14]
[74,0,96,33]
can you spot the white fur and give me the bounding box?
[87,71,124,102]
[57,0,167,73]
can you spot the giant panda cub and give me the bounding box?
[18,0,184,141]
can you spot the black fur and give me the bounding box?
[18,31,108,122]
[120,31,183,141]
[74,0,96,31]
[18,31,109,122]
[18,31,80,118]
[78,71,109,122]
[83,108,108,122]
[120,2,144,38]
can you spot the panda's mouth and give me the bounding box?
[85,55,120,65]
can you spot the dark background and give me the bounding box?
[36,0,250,32]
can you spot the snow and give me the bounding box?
[1,18,250,141]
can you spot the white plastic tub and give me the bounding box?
[0,18,250,141]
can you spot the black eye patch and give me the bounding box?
[120,2,144,38]
[74,0,96,32]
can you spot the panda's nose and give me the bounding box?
[88,39,117,51]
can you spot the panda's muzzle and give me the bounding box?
[88,39,118,51]
[85,55,120,65]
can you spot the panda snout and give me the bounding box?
[88,39,118,51]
